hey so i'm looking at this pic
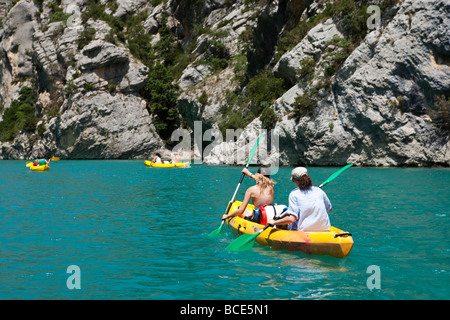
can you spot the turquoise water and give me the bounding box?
[0,160,449,300]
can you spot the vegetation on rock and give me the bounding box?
[0,87,38,142]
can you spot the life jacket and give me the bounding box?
[35,159,45,166]
[250,204,288,225]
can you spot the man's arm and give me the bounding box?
[267,214,296,226]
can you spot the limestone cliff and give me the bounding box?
[0,0,448,166]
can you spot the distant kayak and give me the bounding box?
[29,164,50,171]
[226,201,353,258]
[144,160,190,168]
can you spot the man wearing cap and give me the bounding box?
[222,165,275,220]
[267,167,332,232]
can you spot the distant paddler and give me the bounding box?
[152,153,162,164]
[26,156,60,167]
[33,154,51,167]
[170,154,180,164]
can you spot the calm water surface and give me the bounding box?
[0,160,449,299]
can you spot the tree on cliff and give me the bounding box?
[143,63,180,144]
[0,86,38,142]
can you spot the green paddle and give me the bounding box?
[208,133,265,238]
[226,223,272,251]
[319,164,353,188]
[226,163,354,251]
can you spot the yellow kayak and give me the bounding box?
[226,201,353,258]
[30,164,50,171]
[144,160,190,168]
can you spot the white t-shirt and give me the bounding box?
[155,157,162,164]
[286,186,332,232]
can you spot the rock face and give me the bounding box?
[204,0,450,167]
[0,0,160,159]
[0,0,37,107]
[0,0,448,166]
[274,18,344,86]
[44,92,163,159]
[328,0,450,166]
[76,39,149,93]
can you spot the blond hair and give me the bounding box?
[254,173,276,192]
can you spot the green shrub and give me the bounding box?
[156,17,197,80]
[260,106,278,130]
[292,92,316,121]
[124,11,155,67]
[275,18,317,63]
[237,25,254,51]
[81,0,124,30]
[199,40,230,72]
[198,91,208,106]
[218,111,249,135]
[126,25,154,67]
[37,123,46,137]
[246,70,287,114]
[64,82,78,96]
[77,27,96,50]
[431,95,450,132]
[298,57,316,83]
[108,80,116,93]
[0,86,39,142]
[154,16,182,67]
[49,1,72,23]
[322,0,369,42]
[231,53,247,84]
[106,0,119,12]
[218,70,288,135]
[325,65,336,77]
[81,0,154,65]
[84,83,95,92]
[324,36,355,74]
[143,63,180,142]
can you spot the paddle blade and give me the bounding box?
[208,221,224,238]
[246,133,265,166]
[226,232,260,252]
[319,164,354,188]
[50,157,60,161]
[26,162,33,167]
